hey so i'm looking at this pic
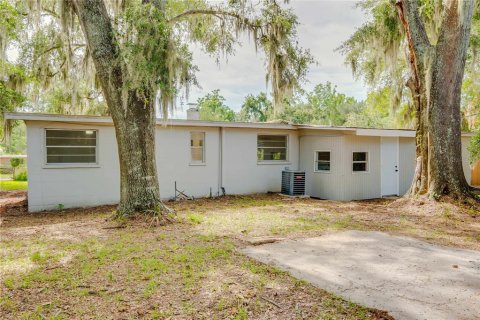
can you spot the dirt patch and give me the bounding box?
[0,191,27,216]
[0,195,393,319]
[1,193,478,319]
[171,194,480,250]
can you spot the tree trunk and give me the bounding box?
[427,0,473,198]
[396,0,475,200]
[72,0,163,215]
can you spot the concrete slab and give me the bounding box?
[242,231,480,320]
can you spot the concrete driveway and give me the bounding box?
[243,231,480,320]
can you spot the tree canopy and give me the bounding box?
[237,92,272,122]
[338,0,480,130]
[0,0,314,124]
[197,89,235,122]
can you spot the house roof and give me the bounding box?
[4,112,296,130]
[5,112,474,138]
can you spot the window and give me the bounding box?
[257,135,287,161]
[45,129,97,164]
[315,151,331,172]
[352,152,368,172]
[190,132,205,163]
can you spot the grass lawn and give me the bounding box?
[1,194,479,319]
[0,180,27,191]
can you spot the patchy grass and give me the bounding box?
[4,193,480,319]
[170,194,480,250]
[0,180,27,191]
[0,195,394,319]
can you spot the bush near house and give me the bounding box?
[13,167,27,181]
[10,158,24,178]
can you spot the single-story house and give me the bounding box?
[4,112,477,212]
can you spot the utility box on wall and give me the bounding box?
[281,170,305,196]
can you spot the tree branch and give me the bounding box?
[395,0,430,55]
[395,0,431,94]
[41,7,59,19]
[39,45,61,57]
[168,9,261,31]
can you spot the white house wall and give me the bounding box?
[22,117,476,212]
[156,126,220,199]
[221,128,299,195]
[399,137,416,195]
[25,122,298,211]
[26,121,121,212]
[343,135,381,200]
[299,130,346,200]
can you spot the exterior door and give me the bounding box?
[381,137,399,196]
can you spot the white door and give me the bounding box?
[381,137,399,196]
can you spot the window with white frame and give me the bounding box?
[190,132,205,163]
[257,135,287,161]
[315,151,331,172]
[352,152,368,172]
[45,129,97,164]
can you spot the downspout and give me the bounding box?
[218,126,223,196]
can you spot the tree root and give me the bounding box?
[114,201,177,225]
[405,187,480,210]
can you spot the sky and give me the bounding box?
[174,0,368,118]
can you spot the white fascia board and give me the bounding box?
[5,112,113,124]
[296,125,356,132]
[356,128,474,138]
[5,112,296,130]
[163,119,296,129]
[355,128,415,137]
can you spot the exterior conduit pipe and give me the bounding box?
[218,126,224,196]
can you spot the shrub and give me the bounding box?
[10,157,24,179]
[13,167,27,181]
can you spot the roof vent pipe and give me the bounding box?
[186,103,199,120]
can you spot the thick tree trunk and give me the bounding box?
[396,0,475,200]
[72,0,163,215]
[428,0,473,198]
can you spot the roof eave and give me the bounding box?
[4,112,296,130]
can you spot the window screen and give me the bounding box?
[352,152,368,172]
[46,129,97,164]
[191,132,205,163]
[257,135,287,161]
[315,151,331,171]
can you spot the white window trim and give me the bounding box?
[257,134,289,164]
[352,151,369,174]
[43,128,100,168]
[190,131,206,165]
[314,150,331,173]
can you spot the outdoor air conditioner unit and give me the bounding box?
[281,170,305,196]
